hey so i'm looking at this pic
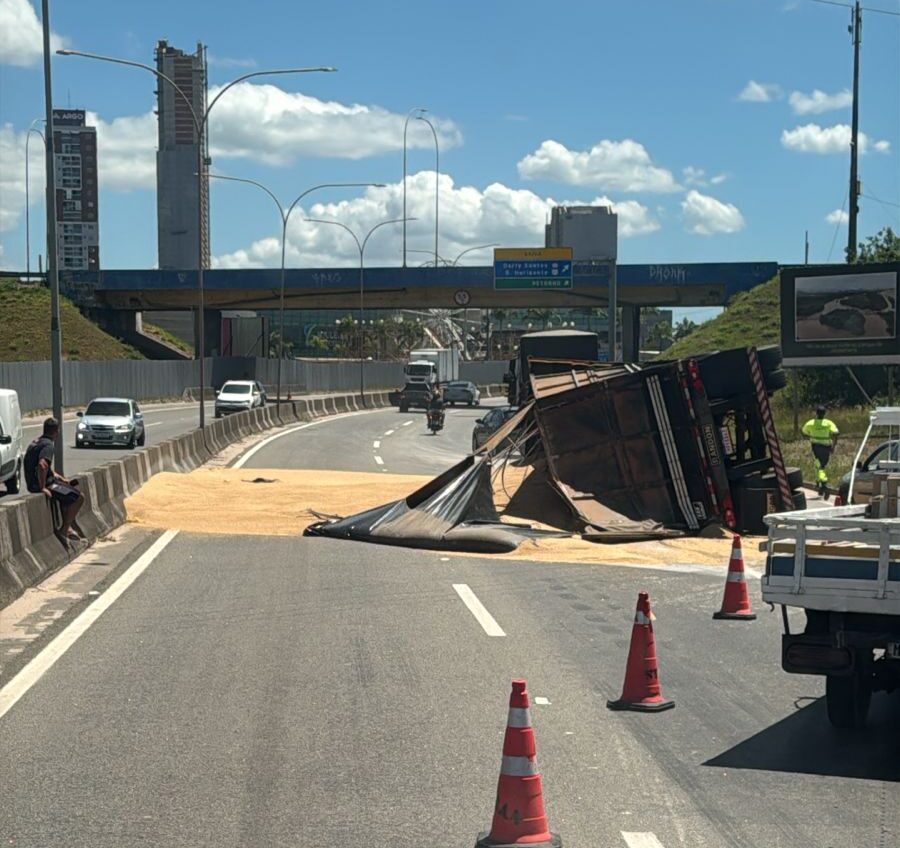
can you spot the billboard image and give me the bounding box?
[780,263,900,366]
[795,271,895,341]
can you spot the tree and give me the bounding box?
[672,318,698,341]
[856,227,900,263]
[646,320,673,350]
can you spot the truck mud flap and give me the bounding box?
[782,634,855,675]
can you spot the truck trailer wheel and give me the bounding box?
[826,671,871,729]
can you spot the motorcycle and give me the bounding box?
[427,408,445,434]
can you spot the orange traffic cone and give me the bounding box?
[713,535,757,621]
[607,592,675,713]
[476,680,562,847]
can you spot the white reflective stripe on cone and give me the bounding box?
[501,755,539,777]
[634,611,652,625]
[726,571,746,582]
[506,707,532,728]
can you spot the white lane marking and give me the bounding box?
[374,455,384,466]
[233,409,379,469]
[373,440,380,449]
[384,429,395,436]
[145,422,164,428]
[452,584,506,637]
[622,833,666,848]
[402,420,413,427]
[534,696,551,705]
[0,530,179,722]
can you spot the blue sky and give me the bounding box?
[1,0,898,321]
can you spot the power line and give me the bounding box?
[862,192,900,209]
[808,0,900,14]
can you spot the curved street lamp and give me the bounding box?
[206,174,384,408]
[304,216,415,400]
[401,106,427,267]
[416,114,439,269]
[57,48,336,428]
[24,119,46,280]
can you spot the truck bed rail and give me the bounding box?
[762,506,900,614]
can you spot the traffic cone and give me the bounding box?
[476,679,562,847]
[713,535,757,621]
[607,592,675,713]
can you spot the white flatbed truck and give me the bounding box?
[762,408,900,729]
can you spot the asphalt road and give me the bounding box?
[1,404,898,847]
[1,402,214,502]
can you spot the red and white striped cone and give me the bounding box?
[476,679,562,847]
[607,592,675,713]
[713,535,757,620]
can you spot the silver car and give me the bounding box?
[76,397,145,449]
[443,380,480,406]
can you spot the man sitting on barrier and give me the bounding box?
[24,417,85,544]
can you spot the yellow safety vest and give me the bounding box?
[802,417,839,446]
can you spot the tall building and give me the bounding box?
[52,109,99,271]
[155,40,209,270]
[545,205,617,261]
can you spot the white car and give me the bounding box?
[214,380,267,418]
[0,389,23,494]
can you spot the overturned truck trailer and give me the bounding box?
[306,346,796,552]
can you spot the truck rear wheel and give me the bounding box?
[826,671,871,729]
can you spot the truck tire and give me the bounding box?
[791,489,807,510]
[765,369,787,392]
[697,347,784,400]
[826,671,871,730]
[399,403,408,413]
[756,345,783,373]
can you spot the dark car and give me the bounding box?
[839,439,900,504]
[443,381,480,406]
[472,405,518,452]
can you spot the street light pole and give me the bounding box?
[416,115,439,268]
[24,119,45,280]
[206,175,384,407]
[58,48,335,428]
[41,1,64,472]
[402,106,427,267]
[305,217,414,400]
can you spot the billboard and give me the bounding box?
[780,263,899,366]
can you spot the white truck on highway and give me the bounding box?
[762,407,900,729]
[404,348,460,387]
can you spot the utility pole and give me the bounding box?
[42,0,64,473]
[804,230,809,264]
[847,0,861,263]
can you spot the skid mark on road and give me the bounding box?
[452,584,506,636]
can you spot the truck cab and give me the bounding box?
[404,360,438,386]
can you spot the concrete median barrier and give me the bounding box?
[0,390,396,611]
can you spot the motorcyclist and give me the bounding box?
[427,385,445,429]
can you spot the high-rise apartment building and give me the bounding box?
[52,109,99,271]
[155,40,209,270]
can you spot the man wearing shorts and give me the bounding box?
[24,417,84,544]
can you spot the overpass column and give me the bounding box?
[621,304,641,363]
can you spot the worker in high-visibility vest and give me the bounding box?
[802,404,839,499]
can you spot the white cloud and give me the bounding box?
[73,83,464,192]
[789,88,852,115]
[517,138,679,193]
[710,173,728,185]
[781,123,891,154]
[206,82,462,165]
[826,208,849,225]
[681,189,745,236]
[212,172,659,269]
[0,123,45,232]
[87,111,157,190]
[682,167,728,188]
[738,80,782,102]
[0,0,67,66]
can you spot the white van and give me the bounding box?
[0,389,23,494]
